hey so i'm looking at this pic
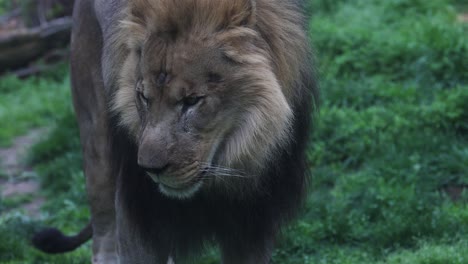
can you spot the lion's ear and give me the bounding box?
[229,0,256,28]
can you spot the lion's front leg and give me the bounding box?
[81,115,117,264]
[85,154,117,264]
[71,0,118,262]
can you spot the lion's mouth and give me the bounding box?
[158,179,203,199]
[147,171,204,199]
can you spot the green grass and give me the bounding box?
[0,0,467,263]
[0,66,90,263]
[0,65,70,146]
[0,0,11,14]
[1,194,35,211]
[382,239,468,264]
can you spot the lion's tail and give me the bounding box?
[32,221,92,254]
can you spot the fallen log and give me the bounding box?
[0,16,71,71]
[8,49,68,79]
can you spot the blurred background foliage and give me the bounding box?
[0,0,73,26]
[0,0,467,263]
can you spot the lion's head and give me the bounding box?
[112,0,310,199]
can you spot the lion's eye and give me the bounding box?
[136,80,149,107]
[207,72,222,83]
[182,96,203,107]
[155,72,169,87]
[138,91,149,107]
[138,91,149,106]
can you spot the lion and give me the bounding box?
[32,0,317,263]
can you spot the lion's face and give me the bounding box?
[133,39,251,198]
[113,0,295,199]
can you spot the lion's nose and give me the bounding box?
[139,163,170,175]
[138,124,172,175]
[137,149,170,174]
[137,148,170,175]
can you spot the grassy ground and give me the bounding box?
[0,0,467,263]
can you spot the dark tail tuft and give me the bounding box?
[32,222,92,254]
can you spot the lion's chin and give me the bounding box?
[158,181,203,199]
[147,173,203,199]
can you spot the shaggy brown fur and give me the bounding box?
[32,0,317,263]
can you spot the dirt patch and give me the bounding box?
[2,181,40,197]
[0,128,49,217]
[458,13,468,23]
[0,128,46,178]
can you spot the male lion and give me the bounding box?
[33,0,317,263]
